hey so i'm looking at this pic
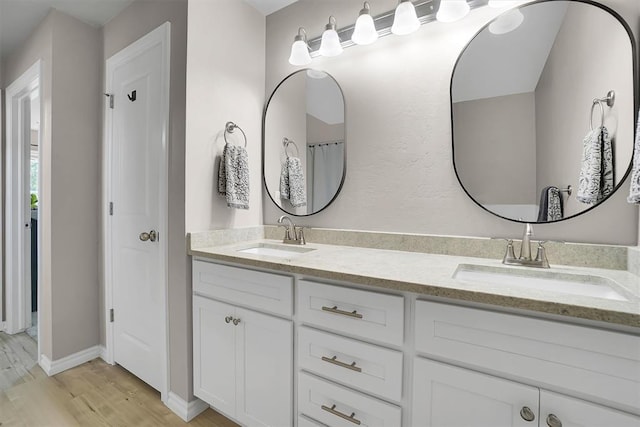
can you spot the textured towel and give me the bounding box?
[279,156,306,208]
[217,144,250,209]
[628,109,640,203]
[537,186,563,222]
[577,126,614,204]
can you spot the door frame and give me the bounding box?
[102,23,171,402]
[4,60,41,338]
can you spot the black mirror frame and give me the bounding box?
[262,69,347,217]
[450,0,639,224]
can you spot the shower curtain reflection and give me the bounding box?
[307,141,344,212]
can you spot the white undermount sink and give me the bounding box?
[453,264,629,301]
[237,243,316,258]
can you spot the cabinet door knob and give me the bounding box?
[520,406,535,422]
[546,414,562,427]
[232,318,241,326]
[224,316,233,324]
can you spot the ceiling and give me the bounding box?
[244,0,298,16]
[0,0,298,62]
[0,0,134,60]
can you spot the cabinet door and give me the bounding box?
[412,358,539,427]
[193,296,237,418]
[236,307,293,427]
[540,390,640,427]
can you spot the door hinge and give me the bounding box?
[110,309,114,323]
[109,202,113,216]
[105,93,114,109]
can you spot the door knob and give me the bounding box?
[546,414,562,427]
[139,230,158,242]
[520,407,535,422]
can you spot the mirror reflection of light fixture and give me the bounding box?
[489,8,524,34]
[319,16,343,57]
[306,69,328,79]
[391,0,421,36]
[288,27,312,66]
[352,2,378,45]
[488,0,520,8]
[437,0,470,23]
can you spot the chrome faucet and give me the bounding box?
[277,215,306,245]
[502,223,550,268]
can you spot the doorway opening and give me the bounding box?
[4,61,41,353]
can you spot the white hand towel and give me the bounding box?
[279,156,306,208]
[217,144,250,209]
[577,126,614,204]
[628,109,640,203]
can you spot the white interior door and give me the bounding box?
[106,23,170,393]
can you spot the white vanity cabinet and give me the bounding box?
[412,358,640,427]
[412,300,640,426]
[192,260,293,427]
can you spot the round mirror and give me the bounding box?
[263,69,346,216]
[451,0,637,223]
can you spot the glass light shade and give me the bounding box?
[288,39,312,66]
[319,28,343,57]
[352,13,378,45]
[488,0,520,8]
[391,1,421,36]
[489,8,524,34]
[437,0,470,23]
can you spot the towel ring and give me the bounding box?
[224,121,247,147]
[283,137,300,158]
[589,90,615,131]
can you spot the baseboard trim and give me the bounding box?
[166,392,209,422]
[39,345,102,376]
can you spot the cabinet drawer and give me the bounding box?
[298,372,401,427]
[193,260,293,316]
[298,326,403,402]
[297,281,404,346]
[415,300,640,413]
[298,415,327,427]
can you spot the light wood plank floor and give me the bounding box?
[0,332,239,427]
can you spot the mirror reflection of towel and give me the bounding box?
[537,186,563,222]
[628,109,640,203]
[279,157,306,208]
[577,126,614,204]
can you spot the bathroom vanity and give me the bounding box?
[190,235,640,427]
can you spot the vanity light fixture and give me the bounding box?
[319,16,343,57]
[391,0,421,35]
[352,2,378,45]
[436,0,471,23]
[288,27,312,66]
[489,7,524,34]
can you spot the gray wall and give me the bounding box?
[102,0,189,401]
[2,10,101,360]
[185,0,265,400]
[536,1,635,219]
[185,0,265,233]
[264,0,639,245]
[453,93,537,205]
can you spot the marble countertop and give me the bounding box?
[189,239,640,329]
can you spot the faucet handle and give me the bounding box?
[502,239,516,264]
[534,242,550,268]
[294,226,308,245]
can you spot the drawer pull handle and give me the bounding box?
[321,404,361,425]
[232,318,241,326]
[520,406,535,422]
[546,414,562,427]
[321,355,362,373]
[224,316,233,324]
[321,305,363,319]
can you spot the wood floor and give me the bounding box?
[0,332,239,427]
